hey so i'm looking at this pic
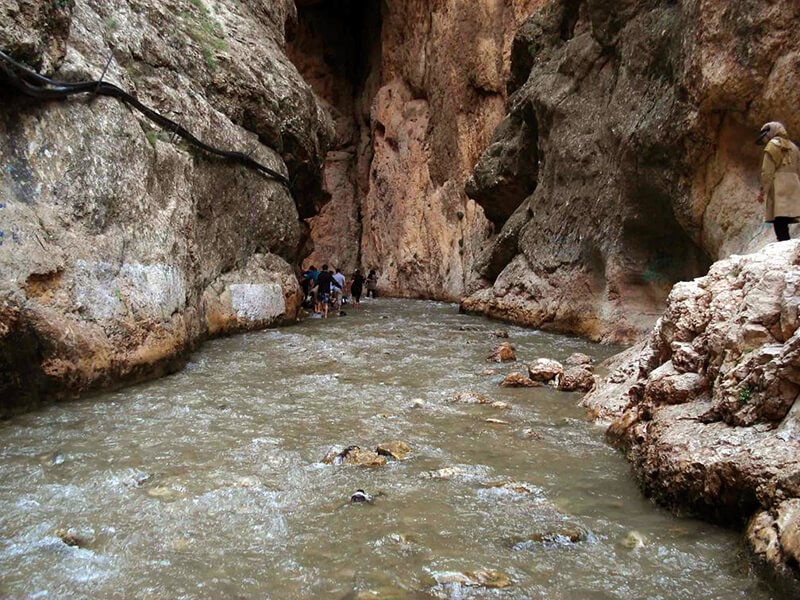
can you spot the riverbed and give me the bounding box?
[0,300,779,599]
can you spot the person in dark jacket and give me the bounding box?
[315,264,341,318]
[366,270,378,298]
[351,269,364,308]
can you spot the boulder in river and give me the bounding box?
[323,446,388,467]
[376,441,412,460]
[491,400,511,410]
[487,342,516,362]
[528,358,564,384]
[501,372,539,388]
[558,366,596,392]
[494,330,510,338]
[432,569,512,589]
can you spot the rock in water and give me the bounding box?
[494,330,510,338]
[323,446,388,467]
[433,570,512,589]
[565,352,593,367]
[491,401,511,410]
[558,366,596,392]
[487,343,516,363]
[452,391,490,405]
[622,531,648,549]
[410,398,425,409]
[501,372,539,388]
[376,441,412,460]
[55,527,91,548]
[421,467,468,480]
[350,489,374,503]
[528,358,565,384]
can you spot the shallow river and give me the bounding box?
[0,300,781,599]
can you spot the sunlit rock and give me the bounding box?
[528,358,564,384]
[376,441,412,461]
[487,343,516,363]
[501,372,539,388]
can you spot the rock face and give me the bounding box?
[294,0,545,299]
[462,0,800,343]
[583,241,800,588]
[0,0,333,414]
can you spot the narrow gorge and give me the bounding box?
[2,0,800,597]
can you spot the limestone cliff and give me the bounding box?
[462,0,800,343]
[294,0,543,300]
[0,0,333,414]
[584,241,800,590]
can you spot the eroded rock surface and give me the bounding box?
[0,0,332,414]
[583,241,800,588]
[463,0,800,343]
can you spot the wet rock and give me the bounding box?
[487,481,533,494]
[55,527,91,548]
[485,418,509,425]
[350,489,374,504]
[145,486,184,501]
[558,366,596,392]
[376,441,412,461]
[481,369,500,376]
[432,569,512,589]
[421,467,468,480]
[528,359,564,384]
[410,398,425,409]
[501,373,539,388]
[511,527,588,547]
[565,353,594,367]
[487,343,516,363]
[490,401,511,410]
[494,330,510,339]
[323,446,388,467]
[452,391,490,405]
[622,531,648,549]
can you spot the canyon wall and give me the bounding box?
[462,0,800,343]
[295,0,544,300]
[0,0,333,415]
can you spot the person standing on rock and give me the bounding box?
[366,269,378,299]
[757,121,800,241]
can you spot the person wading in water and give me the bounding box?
[350,269,364,308]
[315,264,341,319]
[757,121,800,241]
[366,269,378,299]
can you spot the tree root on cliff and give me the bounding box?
[0,49,290,188]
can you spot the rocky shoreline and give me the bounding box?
[583,241,800,591]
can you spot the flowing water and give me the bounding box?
[0,300,780,599]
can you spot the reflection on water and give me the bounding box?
[0,300,778,599]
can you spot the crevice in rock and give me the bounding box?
[287,0,382,273]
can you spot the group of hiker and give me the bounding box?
[300,265,379,318]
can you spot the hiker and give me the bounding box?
[300,265,318,304]
[366,269,378,299]
[315,264,342,319]
[332,267,346,307]
[351,269,364,308]
[757,121,800,241]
